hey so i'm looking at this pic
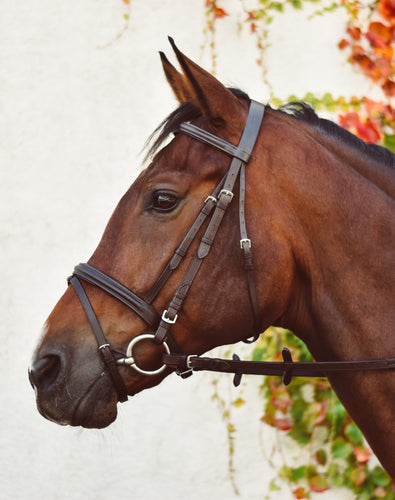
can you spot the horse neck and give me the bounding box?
[256,111,394,361]
[254,112,395,477]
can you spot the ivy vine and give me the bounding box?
[204,0,395,152]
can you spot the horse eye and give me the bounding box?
[152,192,179,212]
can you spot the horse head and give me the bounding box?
[29,40,292,428]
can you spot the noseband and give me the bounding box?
[68,100,266,402]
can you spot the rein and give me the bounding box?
[163,350,395,387]
[68,99,395,402]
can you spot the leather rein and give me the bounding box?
[68,100,395,403]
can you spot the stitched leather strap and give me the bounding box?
[178,122,251,163]
[163,350,395,387]
[68,276,128,402]
[144,178,225,304]
[73,264,160,329]
[239,164,261,339]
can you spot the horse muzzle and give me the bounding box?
[29,346,119,428]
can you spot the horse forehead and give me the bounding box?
[151,133,203,171]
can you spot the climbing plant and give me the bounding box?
[204,0,395,151]
[251,329,395,499]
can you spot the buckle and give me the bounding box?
[204,195,217,204]
[98,343,110,350]
[219,189,234,201]
[240,238,251,249]
[176,355,197,378]
[187,354,198,369]
[161,309,178,325]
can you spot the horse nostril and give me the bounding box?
[29,355,62,392]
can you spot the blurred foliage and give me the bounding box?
[204,0,395,151]
[250,328,395,498]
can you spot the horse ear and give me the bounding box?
[164,37,243,128]
[159,51,194,104]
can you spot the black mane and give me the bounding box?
[145,91,395,169]
[279,102,395,168]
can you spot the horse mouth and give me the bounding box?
[70,371,119,428]
[34,369,120,429]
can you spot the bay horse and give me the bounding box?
[29,39,394,478]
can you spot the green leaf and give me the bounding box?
[269,479,281,491]
[287,424,311,445]
[279,465,293,480]
[312,425,329,446]
[327,463,345,488]
[371,466,391,487]
[252,346,266,361]
[315,448,327,466]
[269,2,284,12]
[344,422,363,446]
[290,399,306,423]
[289,0,303,9]
[233,397,246,408]
[291,465,308,481]
[384,134,395,152]
[331,437,354,459]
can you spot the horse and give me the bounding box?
[29,39,395,478]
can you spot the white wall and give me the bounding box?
[1,1,371,498]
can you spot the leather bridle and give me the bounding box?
[68,99,395,403]
[69,100,265,402]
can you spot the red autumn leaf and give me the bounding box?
[366,31,388,49]
[274,417,293,431]
[364,98,387,117]
[359,121,381,143]
[377,0,395,22]
[347,25,361,40]
[374,57,393,78]
[374,44,394,60]
[338,38,349,50]
[350,48,378,78]
[339,111,360,130]
[367,21,392,44]
[270,389,293,412]
[382,79,395,96]
[214,7,228,18]
[350,49,384,82]
[247,10,257,21]
[353,446,372,464]
[339,112,381,143]
[293,486,309,499]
